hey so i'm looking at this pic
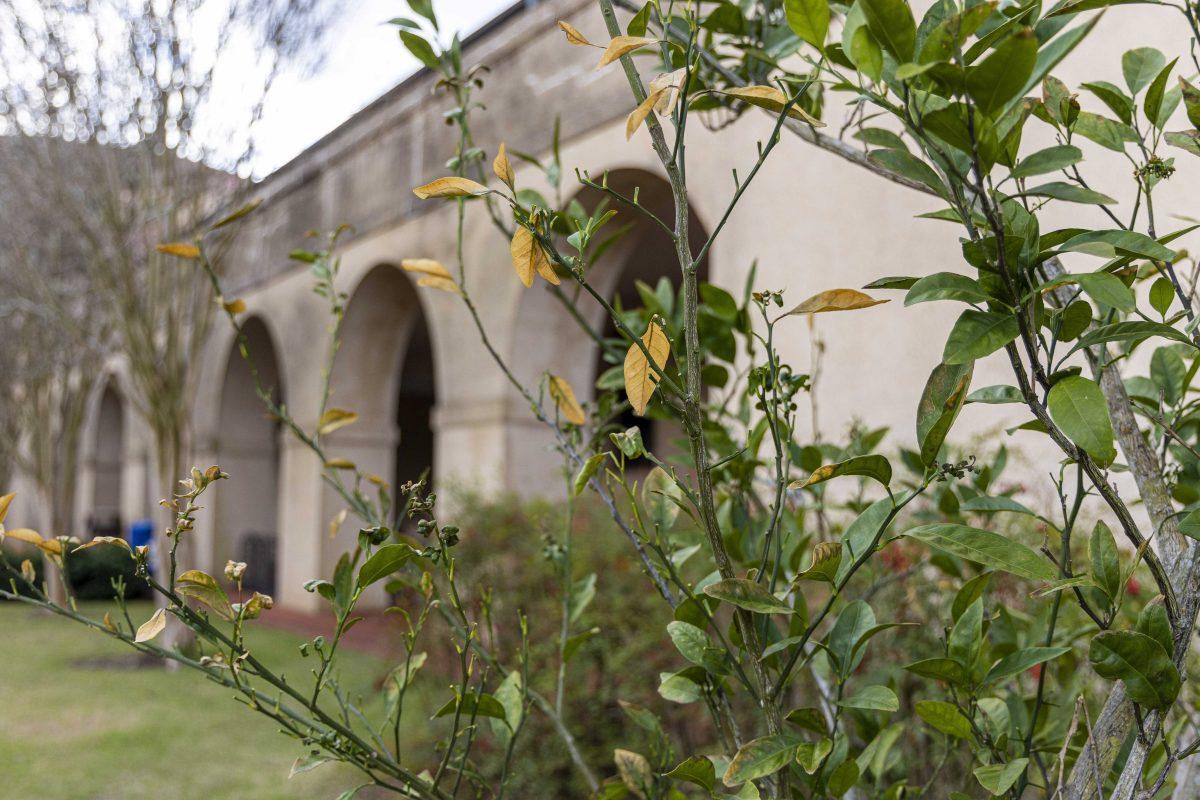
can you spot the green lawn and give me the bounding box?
[0,600,393,800]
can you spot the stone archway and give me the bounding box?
[87,382,125,538]
[214,316,284,594]
[324,264,437,563]
[508,169,711,483]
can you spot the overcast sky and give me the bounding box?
[248,0,515,177]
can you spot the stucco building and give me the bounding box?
[13,0,1196,608]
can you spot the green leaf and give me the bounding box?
[433,692,509,723]
[974,759,1029,795]
[864,275,918,289]
[828,760,861,797]
[869,149,946,197]
[568,573,597,624]
[358,544,416,588]
[791,454,892,489]
[1089,520,1122,601]
[960,495,1037,516]
[1075,272,1135,312]
[828,600,876,676]
[904,523,1056,581]
[1136,599,1174,656]
[943,310,1020,365]
[1021,182,1115,205]
[859,0,917,61]
[905,272,991,306]
[914,700,973,738]
[796,738,834,774]
[965,28,1037,115]
[1089,630,1180,709]
[1011,145,1083,179]
[1081,81,1134,124]
[1151,347,1187,405]
[795,541,843,584]
[703,578,794,615]
[1066,321,1194,356]
[667,621,729,675]
[849,24,884,82]
[1122,47,1166,95]
[838,684,900,711]
[966,385,1023,404]
[1047,376,1116,466]
[666,756,717,791]
[983,647,1069,685]
[643,466,683,530]
[917,361,973,465]
[785,0,830,50]
[399,30,440,71]
[1144,58,1178,126]
[658,669,704,704]
[1072,111,1138,152]
[1060,230,1171,261]
[573,452,607,497]
[1182,78,1200,128]
[1150,277,1176,317]
[489,671,524,746]
[837,498,894,582]
[948,597,983,669]
[904,657,968,684]
[724,733,803,786]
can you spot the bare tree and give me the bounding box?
[0,0,336,648]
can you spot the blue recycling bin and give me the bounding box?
[130,519,154,574]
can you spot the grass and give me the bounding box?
[0,600,394,800]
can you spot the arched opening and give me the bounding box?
[510,169,711,479]
[326,265,436,563]
[215,317,283,594]
[88,383,125,538]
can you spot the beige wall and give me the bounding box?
[53,1,1198,608]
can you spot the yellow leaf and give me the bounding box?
[177,570,234,620]
[103,611,118,633]
[329,508,347,539]
[223,299,247,315]
[324,458,356,470]
[786,288,888,315]
[623,321,670,416]
[0,492,13,525]
[558,20,592,46]
[548,375,587,426]
[721,86,826,127]
[318,408,359,436]
[2,527,44,546]
[510,227,560,287]
[20,559,34,583]
[366,474,388,487]
[38,538,64,556]
[412,176,489,199]
[135,607,167,643]
[209,199,262,231]
[417,275,461,294]
[156,242,201,259]
[493,142,514,186]
[401,258,452,279]
[649,69,686,115]
[72,536,134,556]
[626,87,669,140]
[596,35,657,69]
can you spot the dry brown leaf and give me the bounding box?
[417,276,461,294]
[786,289,889,316]
[624,321,670,416]
[626,87,669,140]
[721,86,826,126]
[548,374,587,426]
[2,527,43,546]
[329,508,347,540]
[401,258,452,279]
[558,20,592,46]
[649,69,686,115]
[135,608,167,643]
[72,536,133,556]
[0,492,13,526]
[493,142,514,186]
[597,35,657,69]
[156,242,200,259]
[318,408,358,436]
[510,227,560,287]
[412,176,489,199]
